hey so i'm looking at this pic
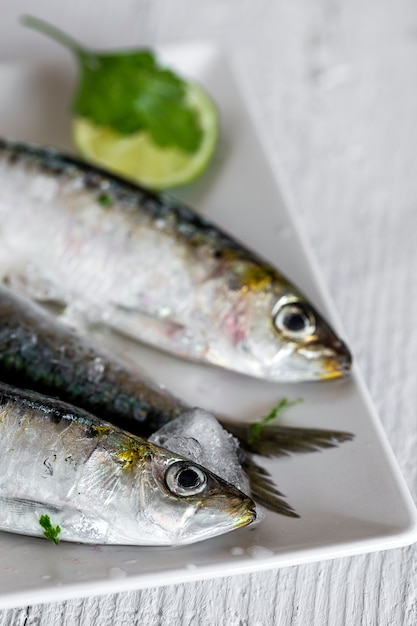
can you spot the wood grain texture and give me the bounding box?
[0,0,417,624]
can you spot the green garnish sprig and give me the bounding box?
[21,15,203,153]
[39,514,61,545]
[248,398,303,444]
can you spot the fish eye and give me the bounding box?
[165,462,208,497]
[272,301,317,340]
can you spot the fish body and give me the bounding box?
[0,383,255,545]
[0,139,351,382]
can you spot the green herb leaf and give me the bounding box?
[21,15,203,153]
[248,398,303,444]
[98,192,113,207]
[39,514,61,545]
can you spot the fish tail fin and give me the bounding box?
[241,454,299,517]
[219,420,354,458]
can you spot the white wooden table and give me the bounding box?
[0,1,416,623]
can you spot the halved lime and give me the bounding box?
[73,81,218,190]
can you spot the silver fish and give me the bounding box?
[0,383,255,545]
[0,139,351,382]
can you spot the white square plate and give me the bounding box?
[0,43,416,609]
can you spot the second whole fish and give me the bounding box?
[0,139,351,382]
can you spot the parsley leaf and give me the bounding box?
[248,398,303,444]
[39,514,61,545]
[21,15,203,153]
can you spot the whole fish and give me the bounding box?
[0,383,255,545]
[0,284,353,516]
[0,139,351,382]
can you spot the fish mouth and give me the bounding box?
[176,496,256,545]
[232,499,257,529]
[270,337,352,382]
[319,339,352,380]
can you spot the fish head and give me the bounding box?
[216,267,352,381]
[263,290,352,381]
[138,447,256,546]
